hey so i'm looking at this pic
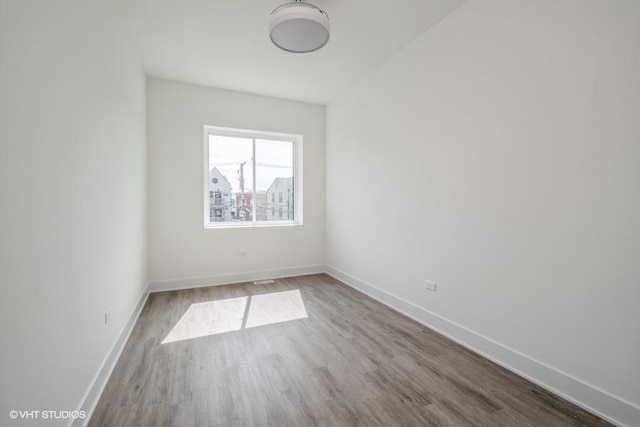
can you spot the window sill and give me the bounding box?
[204,221,301,230]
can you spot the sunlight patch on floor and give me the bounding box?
[162,289,307,344]
[245,289,308,328]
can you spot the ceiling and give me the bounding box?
[129,0,466,104]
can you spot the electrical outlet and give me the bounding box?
[105,308,112,324]
[425,280,437,292]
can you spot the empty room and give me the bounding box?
[1,0,639,426]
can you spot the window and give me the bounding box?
[204,126,302,227]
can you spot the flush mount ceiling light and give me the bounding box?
[269,0,330,53]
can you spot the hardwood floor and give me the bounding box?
[90,274,611,426]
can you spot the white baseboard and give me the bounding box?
[149,264,326,293]
[70,287,150,427]
[325,265,640,427]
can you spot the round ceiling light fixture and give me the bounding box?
[269,1,330,53]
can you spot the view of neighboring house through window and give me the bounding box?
[205,127,299,227]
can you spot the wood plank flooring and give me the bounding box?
[90,274,612,426]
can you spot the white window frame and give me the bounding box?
[203,125,303,229]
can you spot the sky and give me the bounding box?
[209,135,293,192]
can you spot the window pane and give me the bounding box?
[209,135,253,223]
[255,139,294,222]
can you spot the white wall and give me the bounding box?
[326,0,640,424]
[0,2,147,425]
[147,78,325,289]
